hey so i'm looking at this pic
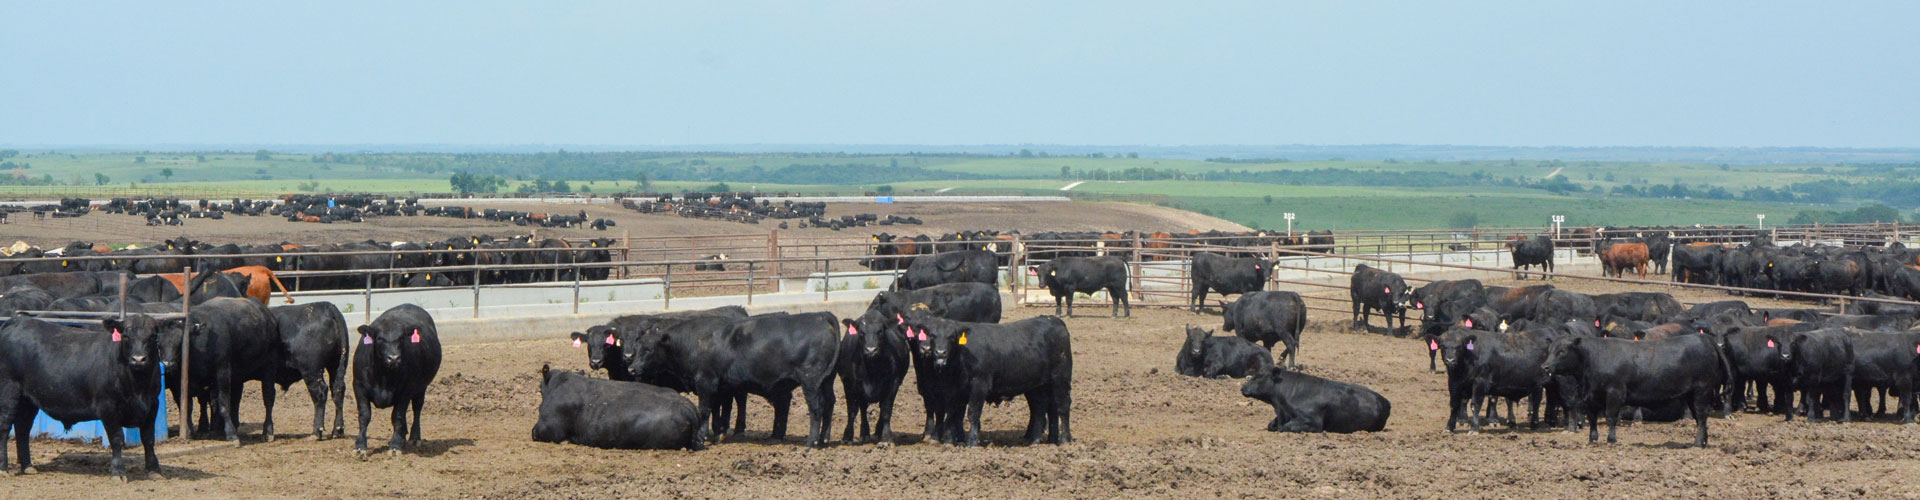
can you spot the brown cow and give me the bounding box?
[221,265,295,304]
[1144,232,1174,261]
[1601,242,1651,279]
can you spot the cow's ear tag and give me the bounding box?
[1416,302,1424,309]
[895,314,904,325]
[1463,318,1474,328]
[1595,320,1601,327]
[362,335,373,345]
[1766,339,1776,348]
[572,338,583,348]
[1383,286,1390,294]
[1428,339,1439,351]
[1465,340,1475,351]
[957,331,968,346]
[846,324,858,336]
[411,328,422,343]
[605,335,616,346]
[111,329,122,342]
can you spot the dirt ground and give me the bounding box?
[0,200,1247,249]
[8,272,1920,498]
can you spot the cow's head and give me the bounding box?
[919,319,967,369]
[569,324,619,370]
[1238,364,1284,401]
[622,323,674,379]
[356,322,419,369]
[844,309,899,359]
[102,315,161,372]
[1437,328,1477,369]
[1541,337,1585,377]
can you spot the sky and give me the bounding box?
[2,1,1916,148]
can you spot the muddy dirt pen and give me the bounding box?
[6,217,1920,498]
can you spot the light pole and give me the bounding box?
[1756,214,1765,230]
[1551,215,1565,238]
[1284,212,1295,236]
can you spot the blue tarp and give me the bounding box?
[876,196,894,204]
[28,365,168,447]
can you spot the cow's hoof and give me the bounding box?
[332,430,347,439]
[112,474,128,483]
[353,448,370,460]
[875,441,894,450]
[309,434,323,442]
[387,448,401,458]
[265,434,276,443]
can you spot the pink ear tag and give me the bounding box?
[846,324,858,336]
[111,329,122,342]
[1463,318,1474,328]
[1466,340,1475,351]
[572,338,583,348]
[411,329,421,343]
[1766,339,1775,348]
[604,335,616,346]
[895,314,904,325]
[1383,286,1390,294]
[1595,320,1601,327]
[362,336,373,345]
[1428,339,1439,351]
[1416,302,1424,309]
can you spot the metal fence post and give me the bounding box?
[620,230,632,279]
[572,265,581,315]
[822,259,831,301]
[363,271,373,323]
[472,265,481,319]
[664,264,673,310]
[746,261,756,306]
[180,266,192,441]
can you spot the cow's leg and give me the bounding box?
[1051,382,1073,444]
[139,414,161,476]
[691,388,719,444]
[1065,292,1074,317]
[261,379,277,441]
[0,395,23,474]
[840,394,861,444]
[1586,402,1600,443]
[1277,412,1325,433]
[408,394,425,448]
[808,378,834,449]
[218,368,239,442]
[1110,285,1126,318]
[1604,394,1623,444]
[730,393,748,437]
[387,401,408,455]
[105,423,128,482]
[1022,392,1048,445]
[1467,381,1488,432]
[1840,375,1854,423]
[1190,287,1207,313]
[1854,387,1873,422]
[964,386,987,447]
[877,381,900,443]
[354,388,374,457]
[330,364,348,438]
[305,376,328,440]
[1053,294,1063,317]
[768,392,792,442]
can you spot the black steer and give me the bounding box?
[1783,327,1854,423]
[636,312,840,447]
[836,309,911,444]
[352,304,443,458]
[162,297,282,443]
[1174,326,1271,379]
[531,366,705,450]
[1506,236,1555,280]
[269,302,349,440]
[0,315,168,481]
[893,250,997,291]
[1240,367,1391,433]
[1189,252,1273,313]
[867,282,1001,324]
[1033,256,1130,317]
[1348,264,1410,333]
[1543,335,1727,447]
[908,313,1073,447]
[1222,291,1307,366]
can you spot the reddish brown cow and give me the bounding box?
[1601,242,1651,279]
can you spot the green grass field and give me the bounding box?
[0,151,1893,230]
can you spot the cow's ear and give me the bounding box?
[540,363,553,384]
[357,325,376,338]
[101,317,124,334]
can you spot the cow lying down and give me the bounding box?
[532,365,704,450]
[1240,367,1391,433]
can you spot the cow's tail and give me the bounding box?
[1712,340,1736,415]
[268,271,294,303]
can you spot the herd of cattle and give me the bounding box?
[20,195,622,229]
[8,223,1920,481]
[621,193,923,230]
[860,229,1337,271]
[0,235,622,293]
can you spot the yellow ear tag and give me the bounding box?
[958,332,968,346]
[614,338,621,347]
[61,261,68,266]
[275,256,283,262]
[424,273,432,280]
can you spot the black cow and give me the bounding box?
[161,297,282,443]
[1783,327,1854,423]
[1189,252,1272,313]
[694,254,728,272]
[124,275,183,303]
[906,313,1073,446]
[1239,367,1390,433]
[1222,291,1307,367]
[1438,327,1560,432]
[569,325,629,380]
[269,302,349,440]
[1844,292,1920,319]
[1506,236,1554,280]
[1348,264,1410,333]
[1844,329,1920,423]
[1592,292,1683,324]
[1543,335,1728,447]
[352,304,444,458]
[0,285,55,315]
[0,315,168,481]
[1820,314,1914,332]
[867,282,1001,324]
[1671,243,1720,285]
[634,312,840,447]
[1645,232,1674,275]
[531,366,705,450]
[1411,279,1488,371]
[612,307,752,436]
[1720,324,1806,415]
[1174,326,1271,379]
[893,250,997,291]
[1033,256,1129,317]
[0,271,107,299]
[836,309,911,444]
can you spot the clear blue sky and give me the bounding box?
[2,1,1915,148]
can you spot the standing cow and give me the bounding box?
[1033,256,1130,318]
[1506,236,1555,280]
[1348,264,1410,334]
[1190,252,1274,313]
[352,304,443,458]
[0,315,170,481]
[1222,291,1308,367]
